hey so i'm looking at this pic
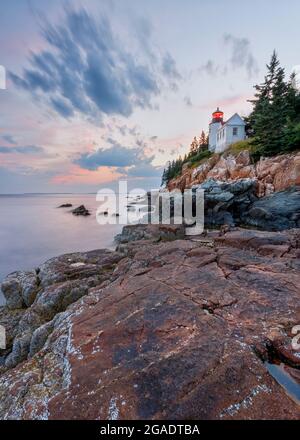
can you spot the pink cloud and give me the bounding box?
[51,165,123,185]
[199,94,252,111]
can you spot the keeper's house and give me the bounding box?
[208,108,246,153]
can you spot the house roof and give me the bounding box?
[223,113,246,126]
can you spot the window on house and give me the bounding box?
[233,127,238,136]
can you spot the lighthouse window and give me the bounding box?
[233,127,238,136]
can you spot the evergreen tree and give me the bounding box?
[249,51,297,156]
[267,62,290,154]
[161,168,167,186]
[165,161,172,183]
[286,73,300,123]
[199,130,208,150]
[190,136,199,155]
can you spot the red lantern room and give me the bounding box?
[212,107,224,123]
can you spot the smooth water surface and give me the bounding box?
[0,194,131,304]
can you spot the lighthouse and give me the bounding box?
[208,108,246,153]
[208,107,224,152]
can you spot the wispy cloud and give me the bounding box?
[10,7,181,123]
[162,52,182,91]
[223,34,259,78]
[199,94,250,111]
[0,145,44,154]
[1,134,18,145]
[75,141,161,178]
[75,144,142,170]
[198,60,222,77]
[196,35,258,79]
[184,95,193,107]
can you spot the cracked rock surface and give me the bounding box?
[0,228,299,419]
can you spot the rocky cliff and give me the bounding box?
[167,151,300,197]
[165,151,300,231]
[0,225,299,419]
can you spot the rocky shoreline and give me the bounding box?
[167,151,300,196]
[161,150,300,232]
[0,223,299,419]
[162,179,300,231]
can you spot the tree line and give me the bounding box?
[161,130,210,185]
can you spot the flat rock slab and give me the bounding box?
[0,228,299,419]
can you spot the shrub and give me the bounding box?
[188,149,212,165]
[226,139,253,155]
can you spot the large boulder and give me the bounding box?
[242,186,300,230]
[167,180,299,231]
[256,152,300,195]
[0,249,124,370]
[115,224,185,245]
[1,271,39,309]
[197,178,258,227]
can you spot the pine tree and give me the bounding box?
[165,161,171,183]
[286,73,300,123]
[249,51,293,156]
[190,136,198,155]
[283,74,300,151]
[199,130,208,150]
[161,168,167,186]
[273,68,289,151]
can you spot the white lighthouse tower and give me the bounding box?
[208,107,224,152]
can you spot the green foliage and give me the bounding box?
[188,149,212,165]
[249,51,300,157]
[283,121,300,152]
[225,139,254,155]
[161,130,210,185]
[161,157,183,185]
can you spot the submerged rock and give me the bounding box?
[58,204,73,208]
[0,227,299,419]
[71,205,91,216]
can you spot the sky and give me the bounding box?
[0,0,299,193]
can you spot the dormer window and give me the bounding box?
[233,127,238,136]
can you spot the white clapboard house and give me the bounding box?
[208,108,246,153]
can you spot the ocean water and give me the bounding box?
[0,193,141,305]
